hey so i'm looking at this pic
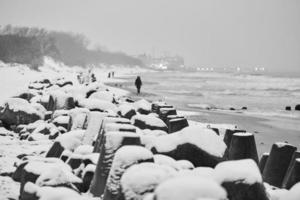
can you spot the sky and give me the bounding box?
[0,0,300,72]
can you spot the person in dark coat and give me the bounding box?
[135,76,142,94]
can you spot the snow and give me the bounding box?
[154,154,177,169]
[105,131,140,150]
[233,132,253,136]
[77,98,117,111]
[154,176,227,200]
[214,159,262,184]
[83,112,108,145]
[120,163,176,200]
[275,142,295,148]
[175,160,195,170]
[285,183,300,200]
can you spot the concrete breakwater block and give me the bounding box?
[259,153,269,173]
[282,151,300,189]
[89,132,141,197]
[223,129,247,147]
[93,117,131,152]
[263,142,297,187]
[158,107,177,122]
[167,117,189,133]
[215,159,268,200]
[228,132,259,164]
[151,101,173,114]
[46,130,85,158]
[150,126,227,168]
[120,163,176,200]
[132,114,168,132]
[103,146,154,200]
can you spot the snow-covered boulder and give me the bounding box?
[120,163,176,200]
[150,126,227,167]
[153,176,227,200]
[0,98,44,126]
[214,159,268,200]
[68,108,89,130]
[132,114,168,132]
[284,183,300,200]
[52,115,71,130]
[167,117,189,133]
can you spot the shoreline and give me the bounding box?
[105,75,300,157]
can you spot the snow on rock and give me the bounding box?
[134,99,152,114]
[120,163,176,200]
[77,98,117,111]
[175,160,195,170]
[214,159,262,184]
[151,126,226,158]
[89,90,115,102]
[68,107,89,130]
[104,123,136,133]
[74,145,94,155]
[23,182,83,200]
[118,103,137,119]
[154,154,178,169]
[35,165,82,187]
[104,146,154,199]
[154,176,227,200]
[132,114,168,132]
[0,98,44,125]
[56,130,85,151]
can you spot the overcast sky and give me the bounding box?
[0,0,299,71]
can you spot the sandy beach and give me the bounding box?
[106,74,300,157]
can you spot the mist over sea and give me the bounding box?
[138,69,300,118]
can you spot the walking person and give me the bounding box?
[135,76,142,94]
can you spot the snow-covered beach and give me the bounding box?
[0,59,299,200]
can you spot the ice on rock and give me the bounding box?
[214,159,262,184]
[120,163,176,200]
[154,176,227,200]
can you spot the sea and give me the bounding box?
[134,69,300,119]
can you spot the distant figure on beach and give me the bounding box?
[135,76,142,94]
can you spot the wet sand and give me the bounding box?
[106,77,300,158]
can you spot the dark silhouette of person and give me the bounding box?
[135,76,142,94]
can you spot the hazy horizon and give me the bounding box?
[0,0,300,73]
